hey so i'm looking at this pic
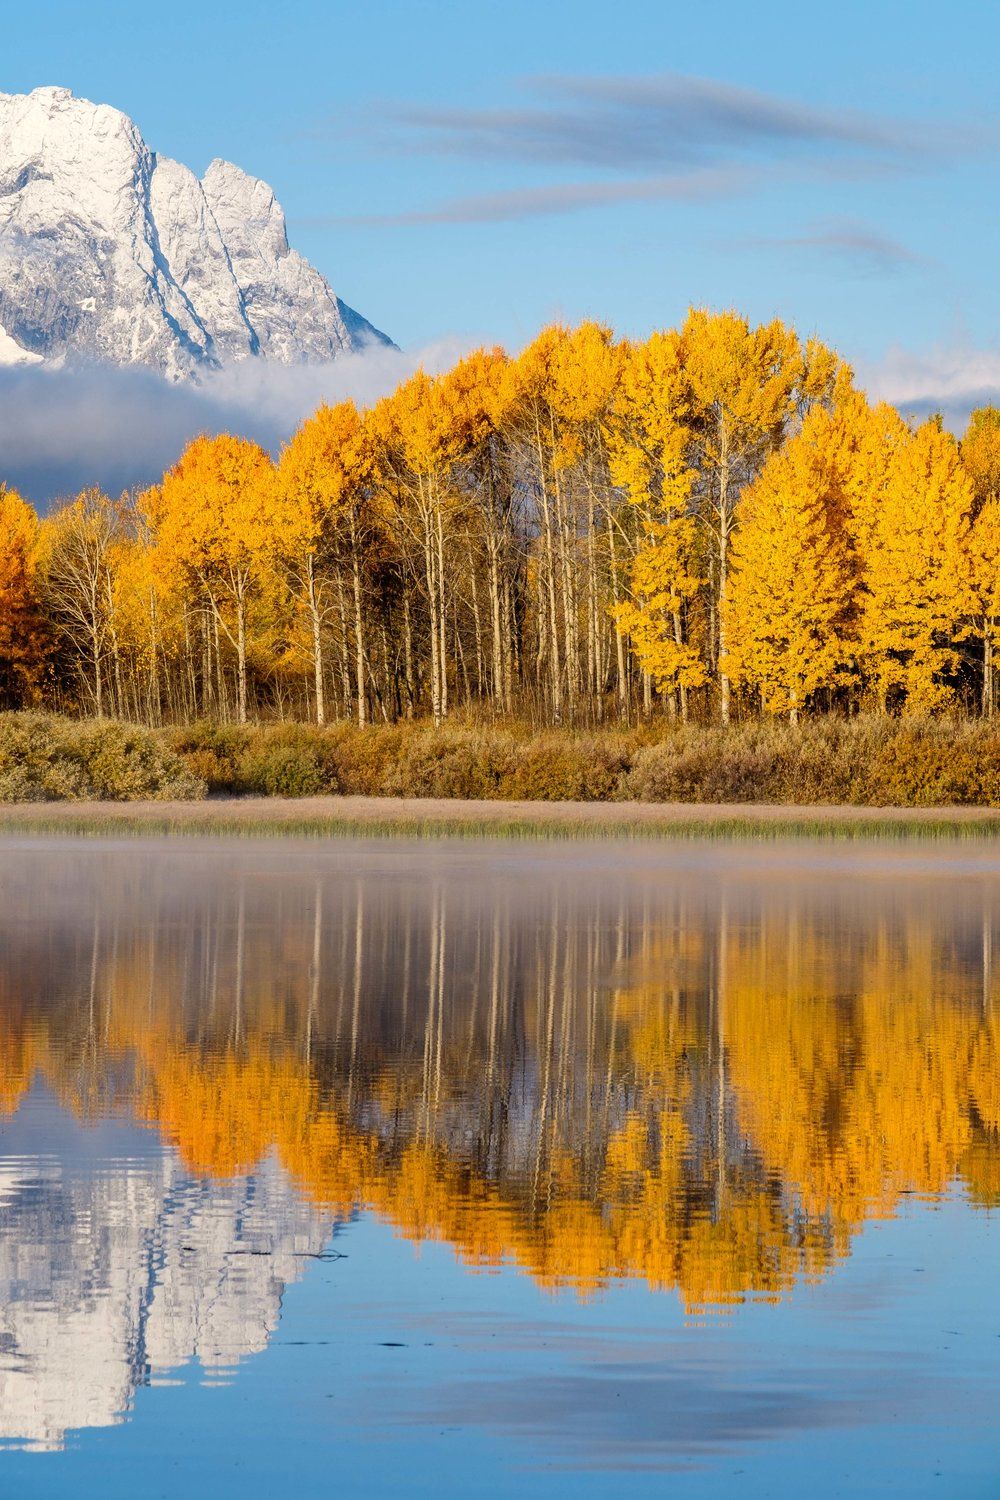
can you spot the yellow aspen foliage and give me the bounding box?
[369,364,485,724]
[962,499,1000,716]
[609,332,706,713]
[0,483,48,706]
[858,420,974,713]
[961,405,1000,508]
[280,400,372,552]
[151,434,277,724]
[279,401,374,725]
[433,345,509,463]
[724,407,855,721]
[836,394,908,558]
[6,313,1000,726]
[679,308,845,722]
[614,518,707,709]
[548,320,618,470]
[608,330,688,512]
[960,408,1000,714]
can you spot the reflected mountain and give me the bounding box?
[0,837,997,1449]
[0,1089,328,1451]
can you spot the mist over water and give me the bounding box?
[0,836,998,1495]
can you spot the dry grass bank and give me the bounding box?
[168,716,1000,807]
[2,712,1000,812]
[1,795,999,844]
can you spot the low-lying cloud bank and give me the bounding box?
[4,334,998,508]
[0,338,469,507]
[863,344,1000,430]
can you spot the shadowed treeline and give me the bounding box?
[0,843,998,1311]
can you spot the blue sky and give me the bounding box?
[5,0,1000,409]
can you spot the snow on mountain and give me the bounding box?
[0,86,390,380]
[0,1137,330,1450]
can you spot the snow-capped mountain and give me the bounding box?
[0,1094,332,1451]
[0,86,390,380]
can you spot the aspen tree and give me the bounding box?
[433,347,512,712]
[858,420,973,714]
[961,406,1000,508]
[613,519,707,712]
[0,484,47,708]
[38,489,122,715]
[109,521,169,724]
[837,395,908,561]
[501,327,571,721]
[608,331,704,717]
[279,401,374,726]
[961,408,1000,714]
[152,435,277,724]
[681,309,842,722]
[548,322,619,714]
[725,407,855,721]
[369,371,467,725]
[963,500,1000,716]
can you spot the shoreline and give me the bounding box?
[1,794,999,841]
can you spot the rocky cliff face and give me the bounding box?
[0,86,390,380]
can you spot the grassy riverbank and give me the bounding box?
[2,712,1000,813]
[2,795,1000,843]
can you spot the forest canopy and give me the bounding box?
[3,309,998,728]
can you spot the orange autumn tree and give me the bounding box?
[369,365,483,725]
[501,326,579,721]
[680,310,844,723]
[724,405,856,721]
[609,332,706,719]
[107,515,172,724]
[0,483,48,707]
[451,347,516,712]
[151,434,278,723]
[960,408,1000,715]
[547,322,620,711]
[433,346,512,713]
[279,401,375,726]
[857,420,973,713]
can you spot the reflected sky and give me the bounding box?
[0,835,998,1496]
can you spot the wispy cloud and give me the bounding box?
[319,71,973,227]
[384,73,934,171]
[748,217,927,276]
[331,166,754,227]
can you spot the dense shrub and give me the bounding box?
[167,721,643,802]
[379,727,515,798]
[622,717,1000,806]
[169,714,1000,806]
[0,713,205,802]
[4,712,997,807]
[504,733,636,801]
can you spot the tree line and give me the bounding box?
[2,308,999,727]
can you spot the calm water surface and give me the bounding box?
[0,835,998,1497]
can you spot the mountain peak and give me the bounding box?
[0,87,390,379]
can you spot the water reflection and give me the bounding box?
[0,837,997,1452]
[0,1094,326,1450]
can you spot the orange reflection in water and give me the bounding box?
[0,848,997,1314]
